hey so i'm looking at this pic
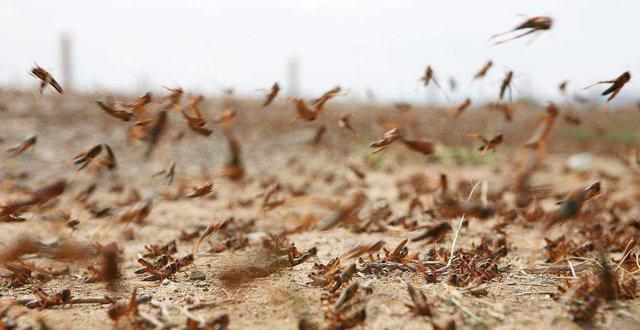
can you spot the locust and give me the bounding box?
[0,179,67,221]
[338,114,355,132]
[6,136,37,159]
[584,71,630,102]
[405,284,432,316]
[145,110,168,158]
[411,222,451,243]
[544,182,601,229]
[467,133,504,155]
[73,144,103,171]
[220,129,244,181]
[161,87,184,111]
[100,144,117,171]
[312,86,343,111]
[152,164,176,183]
[491,16,553,45]
[487,102,514,121]
[187,182,215,198]
[107,288,139,322]
[306,125,326,146]
[451,98,471,118]
[399,137,435,155]
[262,82,280,107]
[346,240,385,259]
[31,65,63,94]
[420,66,448,100]
[563,107,581,125]
[499,70,514,101]
[181,95,213,136]
[32,288,72,309]
[127,92,152,117]
[369,128,400,153]
[473,60,493,80]
[524,103,559,149]
[558,80,568,94]
[95,100,134,122]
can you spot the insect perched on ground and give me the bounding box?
[346,240,385,259]
[405,285,432,316]
[31,65,63,94]
[584,71,631,102]
[411,222,451,243]
[107,288,139,322]
[491,16,553,45]
[32,288,72,309]
[473,60,493,80]
[262,82,280,107]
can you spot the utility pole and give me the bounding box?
[287,56,300,97]
[60,33,73,92]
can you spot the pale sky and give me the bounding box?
[1,0,639,102]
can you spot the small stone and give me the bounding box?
[162,278,171,285]
[190,270,206,281]
[565,153,591,172]
[41,237,59,248]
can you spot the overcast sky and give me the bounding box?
[1,0,639,102]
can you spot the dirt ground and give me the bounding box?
[0,90,639,329]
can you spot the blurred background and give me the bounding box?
[1,0,638,103]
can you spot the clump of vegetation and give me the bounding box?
[564,126,638,147]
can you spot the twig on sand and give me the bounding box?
[19,296,116,309]
[567,260,577,278]
[437,180,483,272]
[437,291,484,325]
[139,311,167,329]
[515,291,556,296]
[186,298,234,311]
[616,239,634,279]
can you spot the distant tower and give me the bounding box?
[287,56,300,97]
[60,33,73,92]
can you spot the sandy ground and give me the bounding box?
[0,90,639,329]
